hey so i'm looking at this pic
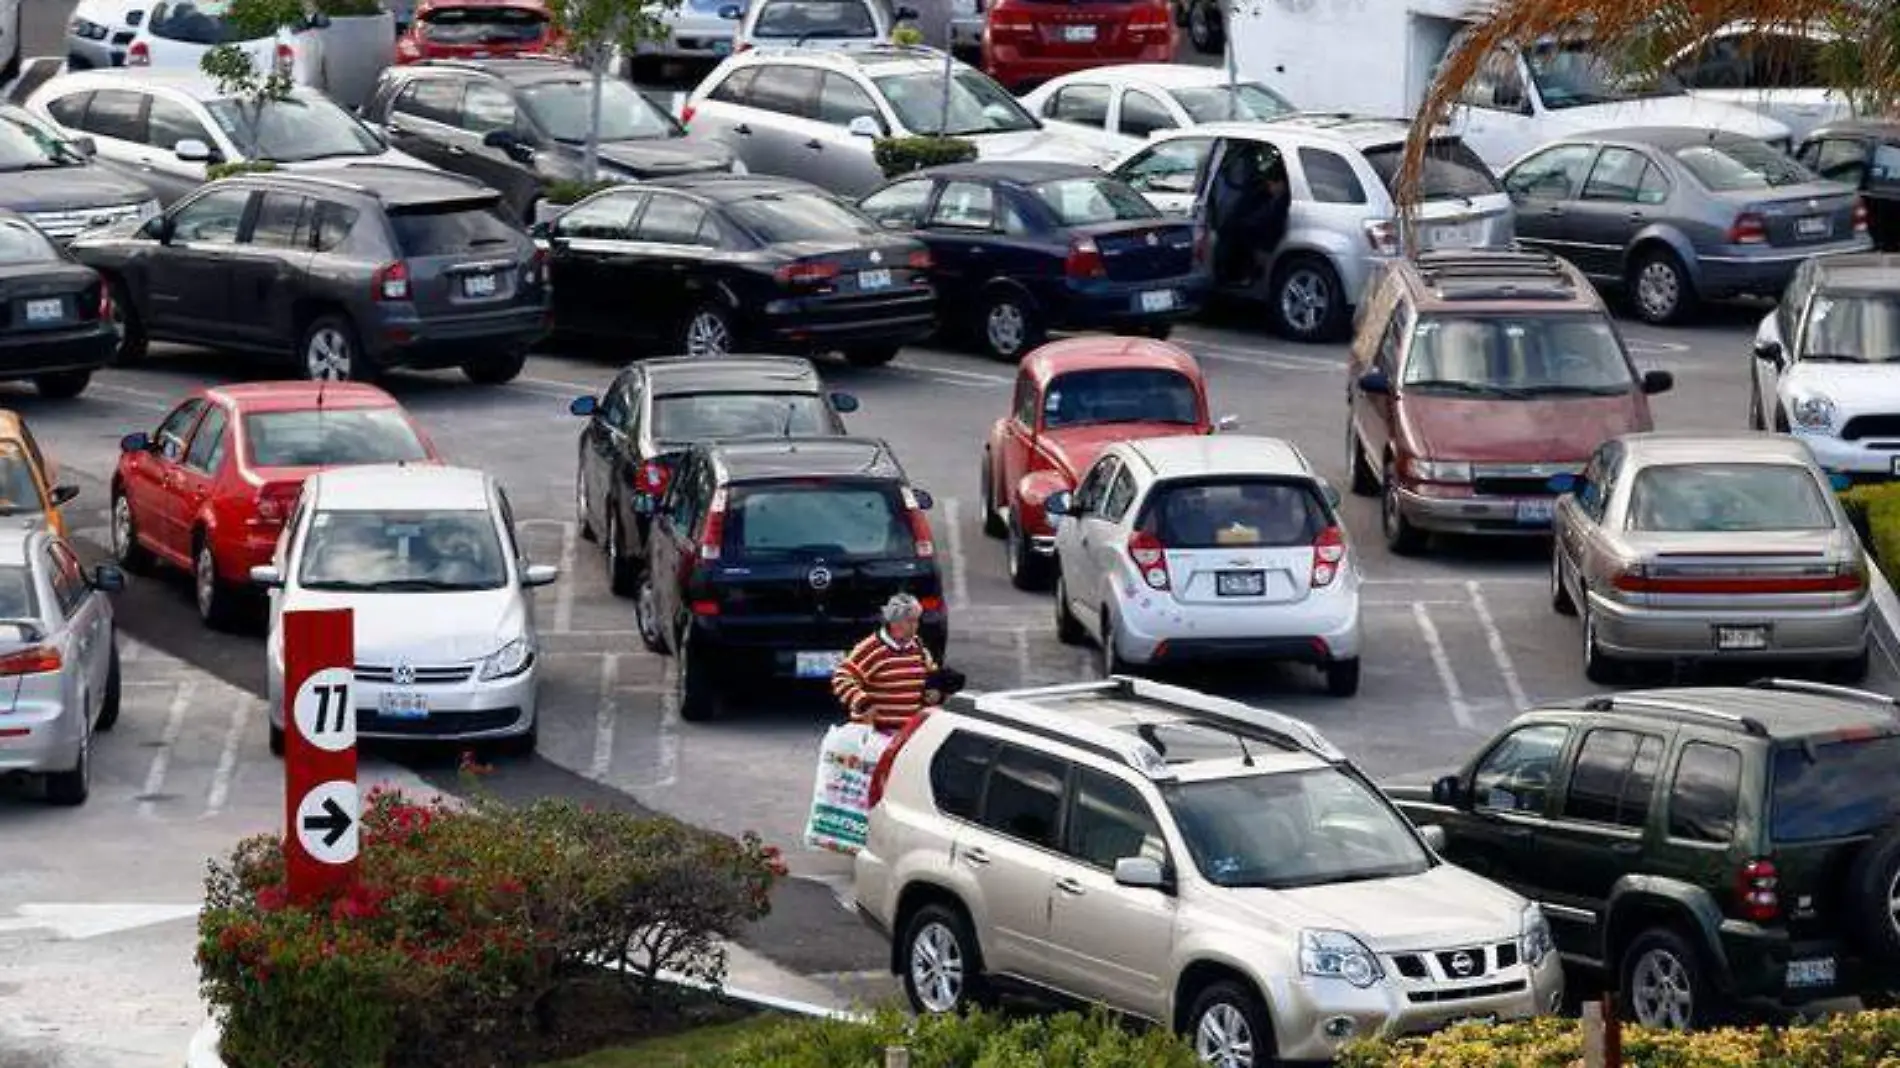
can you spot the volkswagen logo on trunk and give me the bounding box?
[392,661,416,686]
[1448,951,1475,977]
[808,566,832,590]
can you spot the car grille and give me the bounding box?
[1839,414,1900,441]
[1470,463,1579,498]
[111,30,135,43]
[1406,979,1528,1004]
[27,202,147,242]
[1391,942,1518,982]
[355,707,520,736]
[355,663,474,684]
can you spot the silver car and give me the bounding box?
[1551,433,1871,683]
[731,0,909,52]
[0,528,123,806]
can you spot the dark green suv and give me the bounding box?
[1390,679,1900,1030]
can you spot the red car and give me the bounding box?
[110,383,441,628]
[396,0,559,63]
[980,337,1227,589]
[982,0,1176,93]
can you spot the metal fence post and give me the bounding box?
[1581,1000,1605,1068]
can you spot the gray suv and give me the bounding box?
[70,165,548,383]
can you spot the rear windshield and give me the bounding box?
[1772,737,1900,841]
[1031,177,1158,226]
[1675,139,1814,191]
[653,393,831,440]
[727,192,878,243]
[420,5,548,42]
[0,563,36,620]
[754,0,876,38]
[0,445,41,513]
[724,482,912,561]
[149,0,251,44]
[1626,463,1832,532]
[388,204,518,256]
[1169,82,1295,124]
[1137,478,1326,548]
[1362,139,1500,200]
[243,409,430,468]
[0,219,56,264]
[1042,368,1199,428]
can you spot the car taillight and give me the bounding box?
[987,0,1035,35]
[96,285,111,321]
[775,260,840,287]
[127,40,149,64]
[1364,218,1400,256]
[0,646,61,676]
[679,104,696,128]
[275,42,295,71]
[1728,212,1768,244]
[251,483,302,527]
[902,488,934,558]
[1065,237,1106,279]
[374,261,410,301]
[1129,0,1170,32]
[1736,857,1779,922]
[396,35,420,60]
[908,249,932,270]
[1855,198,1869,234]
[694,488,727,562]
[1612,565,1865,595]
[1127,530,1169,591]
[636,459,672,497]
[1311,525,1345,588]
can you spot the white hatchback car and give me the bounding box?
[731,0,908,52]
[123,0,325,82]
[1047,434,1363,696]
[1019,63,1298,159]
[256,464,557,756]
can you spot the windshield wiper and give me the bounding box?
[307,578,484,591]
[1517,383,1632,396]
[1801,353,1867,363]
[1404,379,1523,397]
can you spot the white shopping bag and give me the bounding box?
[803,722,894,855]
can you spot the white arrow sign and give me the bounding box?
[296,779,359,865]
[0,902,200,940]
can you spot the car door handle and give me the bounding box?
[961,847,990,866]
[735,124,752,136]
[1542,205,1563,215]
[1626,211,1646,222]
[1611,841,1642,855]
[1055,877,1085,896]
[804,138,823,150]
[448,145,466,156]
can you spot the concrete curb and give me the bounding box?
[1865,542,1900,681]
[185,1020,220,1068]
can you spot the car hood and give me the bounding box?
[1039,421,1200,478]
[1401,393,1648,464]
[1223,865,1524,953]
[1539,95,1791,143]
[583,136,733,177]
[0,163,154,211]
[282,587,525,664]
[1781,362,1900,415]
[969,126,1119,169]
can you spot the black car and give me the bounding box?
[858,161,1209,361]
[0,104,159,243]
[0,210,117,398]
[1796,119,1900,252]
[642,436,946,720]
[539,174,935,365]
[72,165,548,384]
[567,354,860,607]
[361,56,736,221]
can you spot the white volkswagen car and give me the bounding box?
[122,0,325,82]
[256,465,556,756]
[1020,63,1299,158]
[1047,434,1364,697]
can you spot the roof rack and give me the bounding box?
[1580,694,1768,736]
[1412,248,1577,302]
[1747,677,1900,709]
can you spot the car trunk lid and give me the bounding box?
[1135,476,1333,608]
[1764,732,1900,945]
[1073,218,1197,283]
[1734,183,1862,248]
[384,197,530,316]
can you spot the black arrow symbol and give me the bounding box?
[302,798,353,849]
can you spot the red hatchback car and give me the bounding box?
[111,383,440,628]
[980,337,1230,589]
[982,0,1176,92]
[397,0,559,63]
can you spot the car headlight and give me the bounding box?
[729,157,748,175]
[1299,929,1382,988]
[1791,393,1836,430]
[1520,903,1554,968]
[1408,459,1473,483]
[478,637,534,681]
[71,17,108,38]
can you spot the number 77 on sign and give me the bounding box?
[284,608,358,904]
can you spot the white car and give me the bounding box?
[1667,21,1853,142]
[1020,64,1298,158]
[256,465,558,756]
[26,70,434,206]
[66,0,148,70]
[633,0,743,66]
[1047,434,1364,696]
[730,0,909,53]
[123,0,325,82]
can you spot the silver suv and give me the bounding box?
[853,678,1562,1066]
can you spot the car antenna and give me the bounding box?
[1232,730,1254,767]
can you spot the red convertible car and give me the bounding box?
[980,337,1229,589]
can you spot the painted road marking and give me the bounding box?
[592,653,619,782]
[137,680,195,819]
[1467,580,1530,712]
[942,496,971,610]
[1412,602,1473,729]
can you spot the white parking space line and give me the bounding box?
[890,361,1012,386]
[521,519,577,633]
[591,653,619,781]
[1466,580,1530,712]
[1013,628,1033,686]
[654,662,680,789]
[1364,576,1542,586]
[203,695,255,818]
[1190,349,1338,374]
[1411,602,1473,729]
[137,680,195,819]
[1625,338,1691,354]
[941,496,970,610]
[514,375,608,395]
[88,382,172,412]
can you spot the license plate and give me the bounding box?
[1062,24,1096,41]
[1787,956,1835,988]
[1716,625,1769,651]
[463,273,497,298]
[1216,570,1265,597]
[1515,499,1554,525]
[1428,223,1476,248]
[859,269,891,289]
[795,651,843,679]
[711,39,732,53]
[378,690,428,719]
[1139,289,1174,312]
[24,298,62,323]
[1797,215,1829,237]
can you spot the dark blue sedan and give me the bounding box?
[858,162,1209,361]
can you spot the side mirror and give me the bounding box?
[1357,369,1390,395]
[1214,413,1239,432]
[250,565,284,588]
[1113,856,1171,891]
[1419,824,1447,852]
[1044,489,1073,517]
[847,115,881,138]
[482,128,516,149]
[633,492,656,515]
[90,564,125,592]
[51,484,79,507]
[718,3,741,16]
[1430,774,1465,807]
[830,390,860,413]
[1755,339,1784,367]
[569,395,597,417]
[912,488,934,510]
[141,215,172,243]
[1830,472,1853,492]
[120,432,150,453]
[522,563,559,587]
[173,138,213,163]
[1641,369,1674,395]
[68,136,97,158]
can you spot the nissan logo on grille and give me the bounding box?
[808,566,832,590]
[1442,950,1480,978]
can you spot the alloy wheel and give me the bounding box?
[685,311,731,358]
[1194,1002,1256,1068]
[111,496,134,561]
[1381,466,1403,541]
[1885,869,1900,942]
[909,921,965,1014]
[305,327,354,380]
[1279,267,1330,336]
[1629,947,1694,1029]
[986,301,1025,357]
[636,573,662,648]
[1636,261,1681,321]
[195,545,217,620]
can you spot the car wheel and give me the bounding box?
[462,350,526,384]
[1005,514,1048,591]
[1629,247,1695,326]
[1053,574,1086,645]
[1098,611,1123,678]
[575,454,596,543]
[634,570,668,655]
[106,278,146,365]
[1381,458,1426,555]
[1269,255,1346,343]
[842,344,900,367]
[96,640,121,732]
[301,314,369,381]
[1550,547,1576,616]
[681,304,735,359]
[496,717,538,758]
[980,291,1042,362]
[604,503,636,598]
[979,454,1007,538]
[111,489,155,574]
[1581,599,1621,684]
[1347,424,1377,496]
[675,631,719,721]
[194,538,238,631]
[1186,979,1274,1068]
[34,370,91,399]
[43,717,91,806]
[1619,928,1714,1031]
[1187,0,1223,53]
[900,903,987,1015]
[1324,657,1360,697]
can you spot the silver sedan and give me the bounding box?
[0,527,123,805]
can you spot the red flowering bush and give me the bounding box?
[197,788,783,1068]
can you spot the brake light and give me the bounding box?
[1855,198,1869,234]
[1065,237,1106,279]
[690,599,720,616]
[275,42,295,72]
[902,488,934,558]
[250,482,302,527]
[680,104,696,128]
[637,459,672,497]
[775,260,840,287]
[1736,857,1779,922]
[1311,525,1345,588]
[986,0,1035,35]
[1129,0,1171,32]
[1728,212,1768,244]
[127,40,149,65]
[1611,566,1865,595]
[1127,530,1169,591]
[374,261,410,301]
[908,249,932,270]
[1364,218,1401,256]
[396,35,420,60]
[96,285,111,321]
[693,488,727,563]
[0,646,61,676]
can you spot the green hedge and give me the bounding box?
[873,136,978,179]
[1840,483,1900,580]
[1339,1010,1900,1068]
[689,1008,1201,1068]
[207,160,278,181]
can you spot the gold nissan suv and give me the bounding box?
[852,678,1563,1065]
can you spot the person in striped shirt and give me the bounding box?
[832,593,940,732]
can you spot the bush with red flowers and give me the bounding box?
[197,788,785,1068]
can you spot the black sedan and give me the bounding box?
[537,175,935,365]
[857,161,1209,361]
[0,211,115,398]
[567,355,858,629]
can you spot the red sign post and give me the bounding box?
[283,608,358,904]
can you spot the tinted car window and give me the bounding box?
[1299,147,1367,204]
[146,95,210,151]
[709,66,759,105]
[82,89,146,143]
[1042,368,1198,428]
[248,192,309,249]
[1772,736,1900,842]
[184,404,227,472]
[978,744,1067,850]
[1626,463,1833,532]
[313,201,359,252]
[1068,767,1166,870]
[1049,83,1109,127]
[1668,743,1742,843]
[1031,177,1157,225]
[1473,723,1568,814]
[1137,478,1326,548]
[929,730,996,820]
[816,71,880,127]
[729,192,878,243]
[634,194,710,245]
[556,191,644,238]
[1563,729,1651,826]
[1676,139,1815,191]
[725,483,912,560]
[46,542,88,616]
[1583,146,1666,204]
[749,65,822,118]
[244,409,429,467]
[172,188,251,245]
[394,78,464,125]
[859,178,933,227]
[1119,90,1175,138]
[45,92,91,129]
[149,0,251,42]
[1363,139,1499,198]
[388,204,517,255]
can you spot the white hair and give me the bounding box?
[882,593,924,624]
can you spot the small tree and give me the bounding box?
[199,0,307,161]
[549,0,683,182]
